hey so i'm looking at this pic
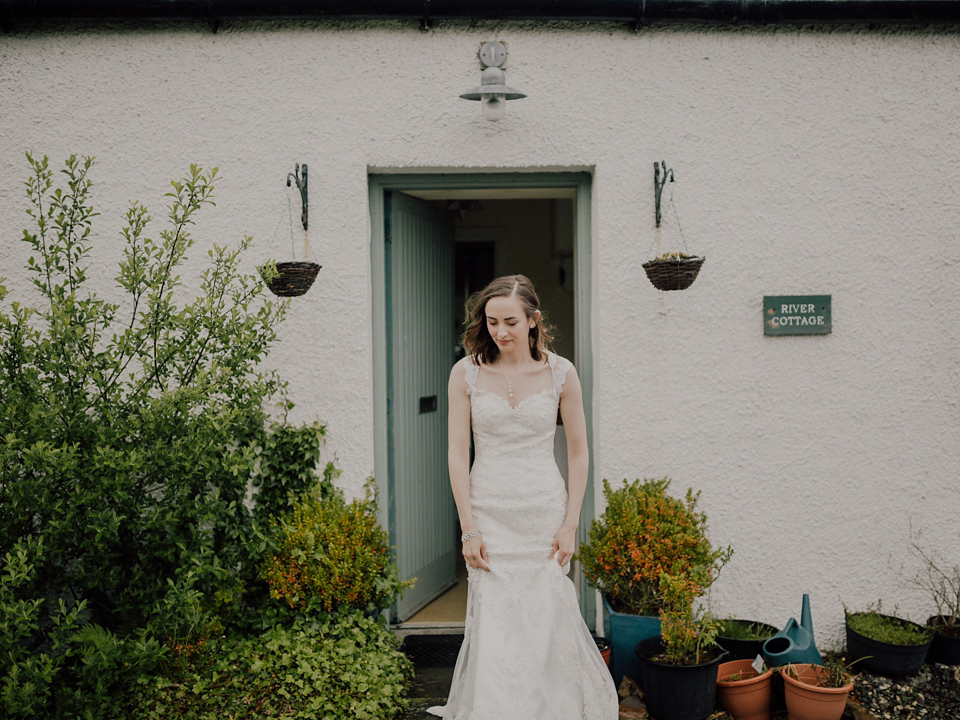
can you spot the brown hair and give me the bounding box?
[462,274,554,365]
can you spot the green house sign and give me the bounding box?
[764,295,831,335]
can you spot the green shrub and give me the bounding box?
[0,154,287,716]
[578,477,732,616]
[1,536,165,719]
[263,481,413,614]
[120,612,413,720]
[656,569,721,665]
[253,420,332,525]
[226,419,337,635]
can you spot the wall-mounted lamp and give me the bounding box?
[460,41,526,121]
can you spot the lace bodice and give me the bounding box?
[463,352,572,474]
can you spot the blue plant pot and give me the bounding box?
[602,596,661,687]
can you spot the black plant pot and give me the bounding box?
[261,261,321,297]
[635,636,727,720]
[927,615,960,666]
[642,256,704,291]
[846,614,933,677]
[716,619,780,661]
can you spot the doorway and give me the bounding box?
[369,172,594,630]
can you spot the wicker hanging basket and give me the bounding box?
[642,255,704,291]
[260,261,321,297]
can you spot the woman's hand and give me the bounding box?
[550,524,578,567]
[462,534,490,571]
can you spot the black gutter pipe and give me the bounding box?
[3,0,960,27]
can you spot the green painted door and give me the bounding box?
[386,191,458,621]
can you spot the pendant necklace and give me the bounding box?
[498,355,532,399]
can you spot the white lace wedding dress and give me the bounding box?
[428,352,619,720]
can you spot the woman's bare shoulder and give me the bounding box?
[449,356,478,385]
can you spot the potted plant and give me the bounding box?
[634,569,729,720]
[717,618,781,662]
[258,259,321,297]
[904,532,960,665]
[781,658,855,720]
[642,251,705,291]
[844,602,933,677]
[578,477,732,686]
[592,635,613,670]
[716,657,775,720]
[926,614,960,666]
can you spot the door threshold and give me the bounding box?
[392,621,465,638]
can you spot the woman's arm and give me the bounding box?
[551,364,588,567]
[448,361,490,571]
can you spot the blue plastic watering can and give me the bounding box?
[762,593,823,666]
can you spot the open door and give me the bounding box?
[386,191,458,621]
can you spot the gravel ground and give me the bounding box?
[852,664,960,720]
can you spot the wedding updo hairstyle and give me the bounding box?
[462,274,554,365]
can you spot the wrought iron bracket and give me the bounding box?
[287,163,308,231]
[654,160,674,228]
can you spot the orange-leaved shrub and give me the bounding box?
[262,481,413,614]
[578,477,731,616]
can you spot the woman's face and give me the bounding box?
[484,294,535,354]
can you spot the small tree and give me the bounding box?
[0,154,288,716]
[903,527,960,637]
[657,567,722,665]
[263,479,414,615]
[578,477,732,616]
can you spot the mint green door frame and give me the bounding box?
[369,171,596,626]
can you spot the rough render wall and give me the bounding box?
[1,21,958,644]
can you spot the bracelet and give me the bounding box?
[461,530,480,543]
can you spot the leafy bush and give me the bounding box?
[120,611,413,720]
[1,536,166,719]
[252,419,331,525]
[263,481,413,614]
[1,536,79,716]
[1,154,412,719]
[0,154,287,716]
[578,477,732,616]
[656,569,722,665]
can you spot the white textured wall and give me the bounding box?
[2,21,958,645]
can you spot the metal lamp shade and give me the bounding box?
[460,66,527,100]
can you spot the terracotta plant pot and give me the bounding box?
[716,659,774,720]
[781,664,852,720]
[593,635,613,670]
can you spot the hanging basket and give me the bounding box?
[642,255,704,291]
[260,261,321,297]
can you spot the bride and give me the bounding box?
[428,275,618,720]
